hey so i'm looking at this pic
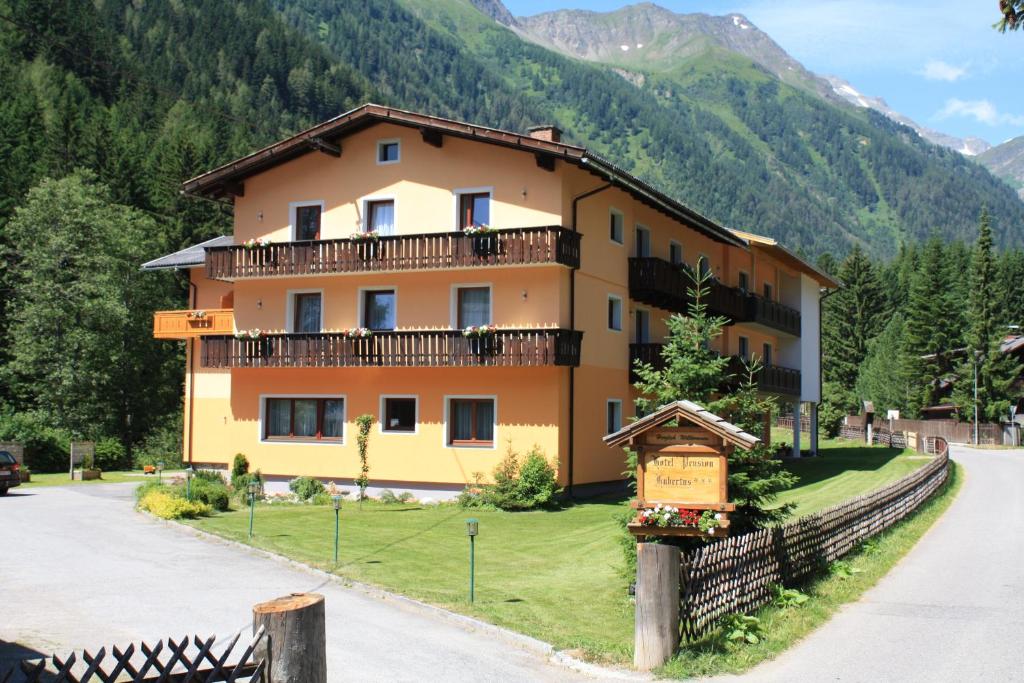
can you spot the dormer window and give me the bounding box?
[377,140,400,165]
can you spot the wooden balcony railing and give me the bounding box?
[628,258,748,321]
[629,343,801,396]
[744,294,801,337]
[153,309,234,339]
[205,226,581,280]
[201,329,583,369]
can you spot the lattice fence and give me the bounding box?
[1,627,265,683]
[871,428,907,449]
[679,447,950,641]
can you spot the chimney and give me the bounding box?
[527,125,562,143]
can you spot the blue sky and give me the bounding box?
[503,1,1024,146]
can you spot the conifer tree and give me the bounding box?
[855,314,913,413]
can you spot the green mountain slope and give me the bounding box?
[977,136,1024,198]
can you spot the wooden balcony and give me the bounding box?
[205,226,581,280]
[153,309,234,340]
[743,294,801,337]
[628,258,749,321]
[201,329,583,369]
[629,343,801,396]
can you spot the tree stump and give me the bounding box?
[253,593,326,683]
[634,543,680,670]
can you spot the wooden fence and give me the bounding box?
[677,445,950,641]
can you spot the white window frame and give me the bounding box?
[450,283,493,329]
[259,393,347,446]
[285,288,325,333]
[609,208,625,245]
[359,194,398,234]
[608,294,623,332]
[669,240,683,265]
[379,394,419,436]
[452,186,494,230]
[357,286,399,331]
[443,394,498,450]
[606,399,623,435]
[376,138,401,165]
[634,224,651,258]
[634,306,651,343]
[288,200,325,242]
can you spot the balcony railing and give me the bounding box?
[206,226,581,280]
[628,258,748,321]
[744,294,801,337]
[629,343,801,396]
[153,309,234,339]
[202,329,583,369]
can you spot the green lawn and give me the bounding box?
[20,470,184,488]
[184,436,938,665]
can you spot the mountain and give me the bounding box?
[824,76,991,157]
[977,136,1024,199]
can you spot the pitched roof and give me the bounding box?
[729,228,841,288]
[602,400,761,450]
[181,103,747,248]
[140,236,234,271]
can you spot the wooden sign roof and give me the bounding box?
[602,400,760,450]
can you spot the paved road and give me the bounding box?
[719,445,1024,683]
[0,483,618,682]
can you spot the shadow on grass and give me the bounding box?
[782,447,905,488]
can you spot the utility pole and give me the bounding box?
[974,355,979,446]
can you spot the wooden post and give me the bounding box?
[634,543,680,670]
[253,593,326,683]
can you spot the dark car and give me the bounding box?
[0,450,21,495]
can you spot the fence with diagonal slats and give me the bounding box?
[1,627,265,683]
[679,444,950,641]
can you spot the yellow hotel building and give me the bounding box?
[143,104,838,498]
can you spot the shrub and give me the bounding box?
[189,477,230,511]
[139,489,211,519]
[310,492,334,506]
[379,489,414,504]
[193,469,225,484]
[133,418,184,469]
[462,446,561,511]
[231,453,249,479]
[232,470,264,501]
[0,410,70,473]
[289,476,325,501]
[94,438,128,471]
[719,614,763,645]
[135,480,169,502]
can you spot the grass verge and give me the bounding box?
[20,470,183,488]
[659,460,963,679]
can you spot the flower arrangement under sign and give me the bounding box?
[462,325,497,338]
[234,329,263,340]
[243,237,272,249]
[638,504,722,536]
[350,231,380,242]
[187,310,207,319]
[345,327,373,339]
[463,224,496,236]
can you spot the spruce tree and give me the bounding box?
[855,314,913,413]
[903,238,957,416]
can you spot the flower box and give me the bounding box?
[243,238,272,250]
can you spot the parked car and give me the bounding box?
[0,451,21,495]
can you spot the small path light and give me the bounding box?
[247,481,259,539]
[332,494,343,564]
[157,460,165,484]
[465,518,479,603]
[185,466,194,501]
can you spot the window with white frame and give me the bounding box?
[264,397,344,442]
[377,139,400,164]
[608,295,622,331]
[669,241,683,265]
[291,292,322,333]
[634,225,651,257]
[762,342,773,367]
[381,396,417,433]
[606,400,622,435]
[448,397,495,446]
[457,191,491,229]
[738,335,749,360]
[455,286,491,328]
[365,199,395,235]
[635,308,650,343]
[362,289,396,331]
[610,209,624,244]
[290,201,324,241]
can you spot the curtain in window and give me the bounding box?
[267,399,291,437]
[459,288,490,327]
[293,400,318,437]
[296,294,321,333]
[322,400,344,438]
[452,401,474,441]
[474,401,494,441]
[369,201,395,235]
[364,291,395,330]
[297,206,320,241]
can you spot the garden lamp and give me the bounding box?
[247,481,259,539]
[332,494,343,564]
[465,518,479,603]
[185,466,194,501]
[157,460,165,484]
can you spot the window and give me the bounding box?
[738,271,749,293]
[607,400,623,435]
[608,295,622,331]
[265,397,344,441]
[458,192,491,229]
[382,397,417,433]
[449,398,494,446]
[634,225,651,257]
[377,140,400,164]
[295,204,321,241]
[738,335,749,360]
[362,289,396,331]
[610,210,624,244]
[366,200,395,235]
[635,308,650,343]
[763,282,774,300]
[456,286,491,328]
[292,292,322,333]
[763,343,773,367]
[669,241,683,265]
[697,255,711,278]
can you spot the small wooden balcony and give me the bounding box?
[743,294,801,337]
[205,226,581,280]
[629,343,801,396]
[628,258,749,321]
[153,309,234,340]
[201,328,583,369]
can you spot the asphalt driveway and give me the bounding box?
[0,483,613,682]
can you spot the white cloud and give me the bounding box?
[920,60,967,82]
[935,99,1024,126]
